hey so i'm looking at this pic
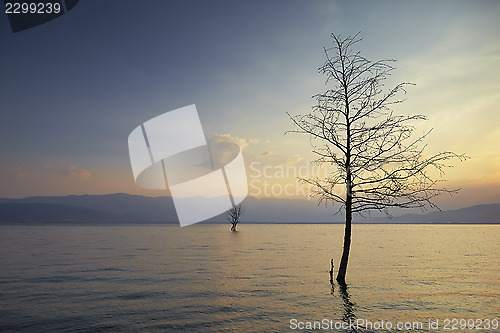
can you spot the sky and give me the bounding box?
[1,0,499,211]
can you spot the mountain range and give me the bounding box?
[0,193,498,224]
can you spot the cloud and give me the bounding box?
[45,164,91,182]
[211,133,249,150]
[280,154,304,167]
[67,165,91,181]
[258,151,272,158]
[10,166,33,179]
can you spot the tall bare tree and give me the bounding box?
[287,33,465,285]
[227,205,242,231]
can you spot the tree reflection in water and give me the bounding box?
[331,281,364,333]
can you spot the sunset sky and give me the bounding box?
[1,0,499,211]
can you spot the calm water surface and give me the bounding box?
[0,224,498,332]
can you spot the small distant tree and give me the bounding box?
[287,33,466,285]
[227,205,242,231]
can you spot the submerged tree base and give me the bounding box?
[329,259,334,284]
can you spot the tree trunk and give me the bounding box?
[336,195,351,285]
[337,156,352,285]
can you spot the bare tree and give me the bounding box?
[287,33,466,285]
[227,205,242,231]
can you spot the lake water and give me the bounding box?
[0,224,498,332]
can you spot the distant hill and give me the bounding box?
[0,194,176,223]
[387,204,500,224]
[0,194,336,224]
[0,194,498,224]
[0,203,113,223]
